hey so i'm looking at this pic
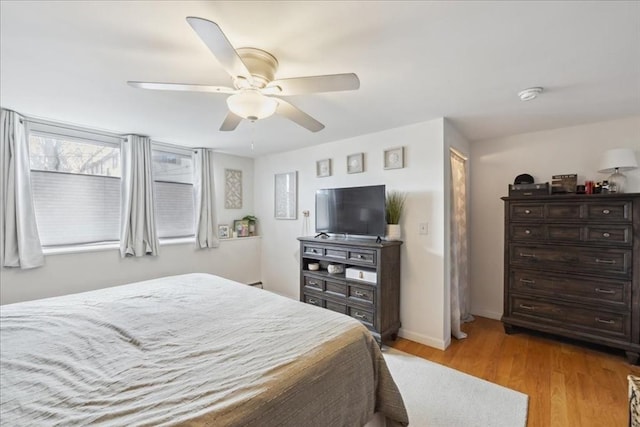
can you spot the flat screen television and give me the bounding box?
[315,185,386,237]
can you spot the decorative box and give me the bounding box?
[508,182,550,197]
[346,267,377,284]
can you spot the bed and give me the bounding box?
[0,273,409,426]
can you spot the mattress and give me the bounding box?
[0,273,408,426]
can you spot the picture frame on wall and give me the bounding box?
[224,169,243,209]
[384,146,404,170]
[274,171,297,220]
[347,153,364,174]
[316,158,331,177]
[218,224,230,239]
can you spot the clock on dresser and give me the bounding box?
[501,193,640,364]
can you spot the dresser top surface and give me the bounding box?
[298,236,402,248]
[502,193,640,202]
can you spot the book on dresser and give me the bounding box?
[297,236,402,345]
[501,193,640,364]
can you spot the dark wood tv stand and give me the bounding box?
[297,236,402,344]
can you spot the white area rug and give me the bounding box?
[383,348,528,427]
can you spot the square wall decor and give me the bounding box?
[384,146,404,170]
[316,158,331,177]
[347,153,364,174]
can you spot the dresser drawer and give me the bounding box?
[303,245,324,257]
[325,279,347,298]
[348,283,375,306]
[349,306,375,328]
[547,225,582,242]
[326,300,347,314]
[511,204,544,220]
[546,204,582,220]
[586,201,632,222]
[303,275,325,292]
[303,293,325,308]
[510,270,631,308]
[511,244,632,277]
[585,225,632,245]
[511,224,544,240]
[348,250,376,265]
[510,296,630,339]
[325,248,347,260]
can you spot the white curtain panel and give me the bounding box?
[450,150,473,339]
[194,149,219,249]
[0,109,44,269]
[120,135,159,257]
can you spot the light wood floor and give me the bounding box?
[389,316,640,427]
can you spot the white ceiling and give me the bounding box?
[1,1,639,157]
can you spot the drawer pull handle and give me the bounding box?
[308,298,318,305]
[353,312,367,319]
[595,317,615,325]
[519,304,535,310]
[524,209,531,214]
[595,288,615,294]
[308,281,318,286]
[524,229,531,235]
[519,278,536,285]
[519,253,537,258]
[354,290,367,297]
[595,258,616,265]
[602,232,611,238]
[602,209,611,215]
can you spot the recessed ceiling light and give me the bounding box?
[518,87,543,101]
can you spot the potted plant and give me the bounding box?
[385,191,406,241]
[243,215,258,236]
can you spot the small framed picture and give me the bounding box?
[234,219,250,237]
[316,158,331,177]
[384,146,404,170]
[218,224,230,239]
[347,153,364,174]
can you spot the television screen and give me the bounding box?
[315,185,386,237]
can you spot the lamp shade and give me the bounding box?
[598,148,639,173]
[226,90,278,121]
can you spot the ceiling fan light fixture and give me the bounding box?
[226,90,278,121]
[518,87,543,101]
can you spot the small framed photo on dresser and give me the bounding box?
[218,224,230,239]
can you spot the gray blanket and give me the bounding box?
[1,273,408,426]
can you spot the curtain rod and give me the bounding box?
[23,115,128,141]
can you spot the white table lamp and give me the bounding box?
[598,148,638,193]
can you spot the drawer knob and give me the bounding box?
[595,317,615,325]
[602,232,611,238]
[309,298,318,305]
[595,258,616,265]
[353,312,367,319]
[524,209,531,214]
[525,229,531,235]
[595,288,615,295]
[519,278,536,285]
[354,290,367,297]
[602,209,611,215]
[519,304,535,310]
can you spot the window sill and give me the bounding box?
[43,243,120,255]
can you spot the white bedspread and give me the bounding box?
[0,273,408,426]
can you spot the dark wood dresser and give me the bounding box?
[297,236,402,344]
[501,193,640,364]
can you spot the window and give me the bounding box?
[152,146,195,239]
[27,122,122,247]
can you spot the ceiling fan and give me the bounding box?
[128,17,360,132]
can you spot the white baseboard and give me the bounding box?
[470,308,502,321]
[398,328,449,350]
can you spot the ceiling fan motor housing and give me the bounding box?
[236,48,279,88]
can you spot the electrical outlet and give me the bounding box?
[419,222,428,235]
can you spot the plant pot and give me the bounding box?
[386,224,401,241]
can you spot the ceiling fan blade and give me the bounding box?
[186,17,253,84]
[266,73,360,96]
[219,111,243,131]
[128,81,236,94]
[275,98,325,132]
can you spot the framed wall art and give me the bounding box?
[316,158,331,177]
[224,169,242,209]
[347,153,364,174]
[233,219,250,237]
[384,146,404,170]
[274,171,297,220]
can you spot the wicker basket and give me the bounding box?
[630,375,640,427]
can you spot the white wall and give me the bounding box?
[254,118,454,349]
[469,116,640,320]
[0,153,261,304]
